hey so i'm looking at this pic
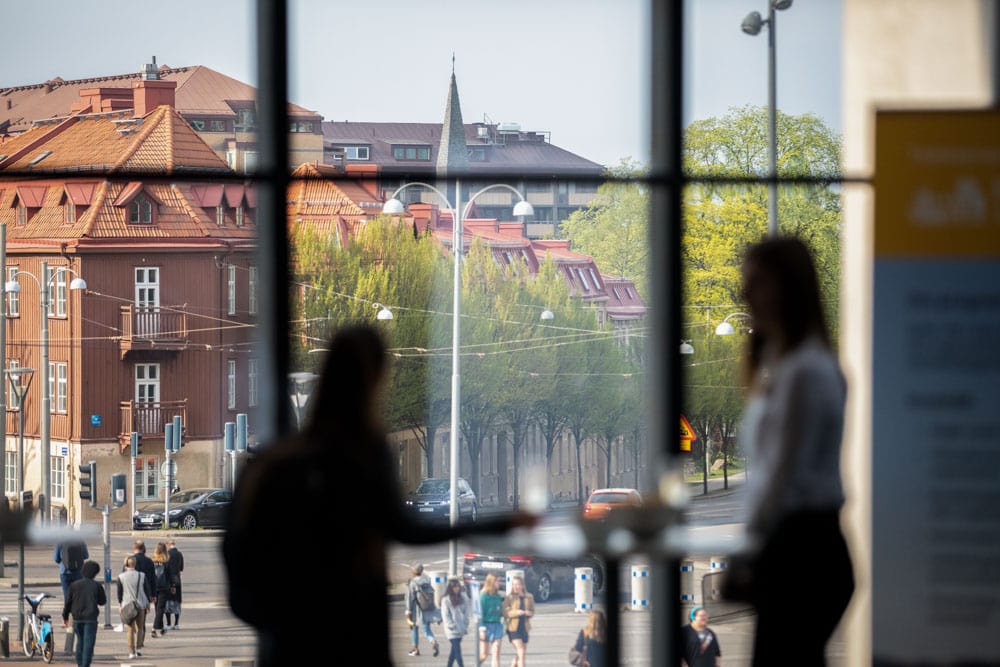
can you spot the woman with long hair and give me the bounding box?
[441,577,472,667]
[478,572,504,667]
[501,575,534,667]
[734,236,855,665]
[572,609,607,667]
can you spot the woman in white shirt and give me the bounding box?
[735,237,855,666]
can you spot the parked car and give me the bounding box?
[582,487,643,521]
[463,550,604,603]
[404,477,478,524]
[133,488,233,530]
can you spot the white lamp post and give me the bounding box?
[6,366,33,638]
[384,181,533,576]
[715,312,753,336]
[6,262,87,525]
[742,0,793,238]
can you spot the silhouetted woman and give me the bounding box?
[735,237,855,665]
[223,324,533,667]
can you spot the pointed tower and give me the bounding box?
[436,59,469,179]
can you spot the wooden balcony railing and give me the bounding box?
[118,399,188,453]
[119,305,188,357]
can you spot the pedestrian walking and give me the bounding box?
[502,574,534,667]
[150,541,179,638]
[441,576,472,667]
[722,237,855,665]
[131,539,156,650]
[53,539,89,600]
[223,324,537,667]
[571,609,607,667]
[680,606,721,667]
[61,560,105,667]
[116,555,151,660]
[478,572,504,667]
[404,564,440,657]
[165,538,184,629]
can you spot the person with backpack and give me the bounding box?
[149,542,179,638]
[405,564,441,657]
[54,540,89,600]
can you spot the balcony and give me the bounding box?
[118,399,187,453]
[119,305,188,358]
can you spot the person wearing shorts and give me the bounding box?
[501,576,534,667]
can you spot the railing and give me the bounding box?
[119,399,188,441]
[120,305,188,341]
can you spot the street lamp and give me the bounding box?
[373,303,394,321]
[287,371,319,431]
[679,340,694,355]
[6,365,34,639]
[6,262,87,525]
[742,0,793,238]
[383,181,534,576]
[715,312,753,336]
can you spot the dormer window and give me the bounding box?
[236,206,245,227]
[344,146,369,160]
[216,205,226,227]
[16,202,26,226]
[129,196,153,224]
[64,201,76,224]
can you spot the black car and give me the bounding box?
[463,550,605,603]
[133,488,233,530]
[404,477,478,524]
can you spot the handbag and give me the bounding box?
[120,600,140,625]
[568,645,587,666]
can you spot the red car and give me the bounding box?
[582,487,643,521]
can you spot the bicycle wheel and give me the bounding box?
[41,633,54,663]
[21,623,34,657]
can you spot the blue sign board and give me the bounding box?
[90,415,102,427]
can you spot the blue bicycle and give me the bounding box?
[22,593,55,663]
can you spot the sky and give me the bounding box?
[1,0,840,169]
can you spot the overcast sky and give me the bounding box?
[2,0,840,169]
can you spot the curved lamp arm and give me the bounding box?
[715,312,752,336]
[464,183,534,220]
[382,182,455,217]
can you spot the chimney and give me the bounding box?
[133,79,177,117]
[140,56,159,81]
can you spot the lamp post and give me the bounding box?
[6,366,34,639]
[6,262,87,525]
[287,371,319,431]
[714,312,753,336]
[742,0,793,238]
[384,181,534,576]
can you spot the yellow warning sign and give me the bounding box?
[680,415,697,452]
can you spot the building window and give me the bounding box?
[135,456,159,501]
[228,265,237,315]
[64,202,76,223]
[578,268,591,292]
[248,265,258,315]
[227,359,237,410]
[129,197,153,224]
[244,151,258,172]
[235,108,256,132]
[290,121,314,133]
[210,119,226,132]
[248,358,259,407]
[16,203,26,226]
[6,360,20,410]
[392,146,432,161]
[226,151,236,168]
[6,267,19,317]
[589,268,601,290]
[235,205,244,227]
[344,146,369,160]
[216,205,226,227]
[189,119,205,131]
[49,362,68,413]
[51,454,65,501]
[46,266,67,317]
[4,451,16,497]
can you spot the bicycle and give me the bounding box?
[22,592,55,663]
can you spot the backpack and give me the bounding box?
[415,581,436,612]
[154,562,170,590]
[64,542,86,571]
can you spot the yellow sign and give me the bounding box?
[680,415,697,452]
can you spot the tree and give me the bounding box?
[559,158,650,298]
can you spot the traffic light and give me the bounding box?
[110,473,127,508]
[130,431,142,458]
[79,461,97,508]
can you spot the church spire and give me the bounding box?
[436,60,469,178]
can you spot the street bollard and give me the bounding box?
[630,564,650,610]
[680,560,695,602]
[710,556,728,573]
[574,567,594,613]
[428,570,447,606]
